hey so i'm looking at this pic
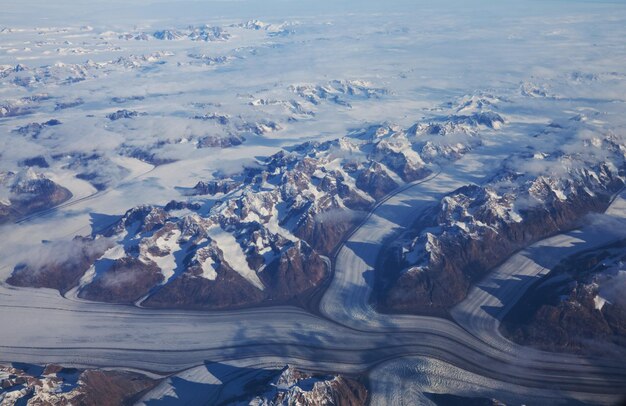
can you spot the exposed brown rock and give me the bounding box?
[190,179,240,196]
[294,208,359,255]
[260,241,328,300]
[143,261,265,309]
[356,162,398,200]
[74,370,158,406]
[144,241,327,310]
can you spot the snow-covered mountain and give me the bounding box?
[381,122,626,314]
[233,365,367,406]
[0,168,72,224]
[7,102,504,308]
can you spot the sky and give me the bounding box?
[3,0,624,26]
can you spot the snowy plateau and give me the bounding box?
[1,0,626,405]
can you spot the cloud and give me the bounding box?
[17,237,114,270]
[97,266,143,289]
[314,208,365,224]
[598,268,626,308]
[583,212,626,240]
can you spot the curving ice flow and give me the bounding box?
[317,150,626,403]
[1,148,626,404]
[451,220,626,353]
[2,1,626,403]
